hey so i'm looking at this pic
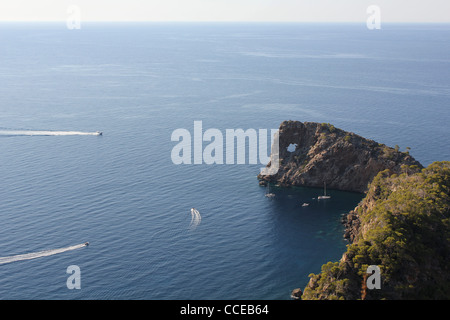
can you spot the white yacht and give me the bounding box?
[318,182,331,200]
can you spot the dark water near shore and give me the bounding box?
[0,22,448,299]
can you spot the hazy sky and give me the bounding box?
[0,0,449,22]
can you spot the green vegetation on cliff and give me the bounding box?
[302,161,450,300]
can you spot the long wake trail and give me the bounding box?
[0,243,88,265]
[0,130,102,136]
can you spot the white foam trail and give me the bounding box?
[0,243,88,265]
[189,208,201,230]
[0,130,102,136]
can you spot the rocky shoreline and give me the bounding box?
[258,121,450,300]
[301,162,450,300]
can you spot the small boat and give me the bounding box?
[302,203,309,207]
[84,242,89,246]
[265,183,275,199]
[318,182,331,200]
[96,131,103,136]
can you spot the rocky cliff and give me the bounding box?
[258,121,423,193]
[301,161,450,300]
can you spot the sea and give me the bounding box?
[0,22,449,300]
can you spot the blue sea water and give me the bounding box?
[0,22,449,300]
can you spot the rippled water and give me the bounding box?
[0,22,448,299]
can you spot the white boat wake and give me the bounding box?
[0,243,88,265]
[0,130,102,136]
[190,208,201,230]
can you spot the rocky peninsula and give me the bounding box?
[258,120,422,193]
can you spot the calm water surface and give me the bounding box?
[0,22,449,299]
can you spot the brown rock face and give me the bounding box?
[258,121,423,193]
[290,288,303,300]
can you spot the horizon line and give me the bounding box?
[1,20,450,24]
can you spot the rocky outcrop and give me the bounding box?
[258,121,423,193]
[342,210,360,243]
[290,288,303,300]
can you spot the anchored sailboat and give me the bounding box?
[265,183,275,199]
[318,182,331,200]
